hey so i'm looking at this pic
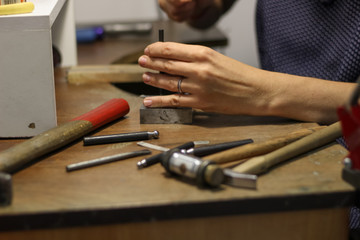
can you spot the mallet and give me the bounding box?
[0,98,130,205]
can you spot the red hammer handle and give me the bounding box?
[72,98,130,130]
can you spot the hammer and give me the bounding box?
[233,122,342,174]
[0,98,130,206]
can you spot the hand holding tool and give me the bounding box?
[66,150,151,172]
[233,122,342,175]
[204,126,325,164]
[83,130,159,146]
[0,98,130,205]
[139,29,193,124]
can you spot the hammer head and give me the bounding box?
[0,172,12,206]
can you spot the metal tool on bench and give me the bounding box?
[66,149,151,172]
[137,141,195,169]
[161,149,257,189]
[338,78,360,188]
[139,29,193,124]
[83,130,159,146]
[136,139,254,169]
[182,139,253,157]
[137,140,210,152]
[0,98,130,206]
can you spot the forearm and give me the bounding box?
[258,70,356,124]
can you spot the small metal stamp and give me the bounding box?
[83,130,159,146]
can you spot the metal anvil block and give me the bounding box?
[140,105,193,124]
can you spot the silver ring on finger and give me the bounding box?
[177,77,184,94]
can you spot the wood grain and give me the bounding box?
[67,64,152,84]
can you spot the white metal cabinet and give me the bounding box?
[0,0,77,137]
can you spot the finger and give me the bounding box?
[138,55,194,77]
[144,42,211,63]
[143,94,195,108]
[143,72,191,94]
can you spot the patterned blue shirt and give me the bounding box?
[256,0,360,83]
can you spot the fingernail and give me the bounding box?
[144,47,149,55]
[143,73,151,83]
[144,99,152,107]
[138,56,147,65]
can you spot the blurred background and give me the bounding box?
[73,0,259,68]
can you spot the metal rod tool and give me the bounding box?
[137,140,210,152]
[83,130,159,146]
[66,149,151,172]
[183,139,253,157]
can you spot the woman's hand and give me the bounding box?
[138,42,355,123]
[138,42,275,116]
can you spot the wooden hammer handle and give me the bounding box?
[204,126,325,164]
[0,99,130,173]
[232,122,342,174]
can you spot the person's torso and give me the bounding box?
[256,0,360,82]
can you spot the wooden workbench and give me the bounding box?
[0,23,356,240]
